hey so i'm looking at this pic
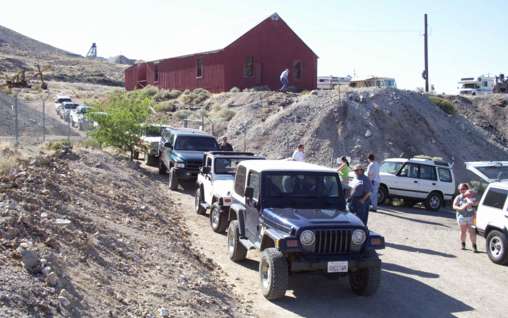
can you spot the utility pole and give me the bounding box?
[423,13,429,92]
[14,93,19,146]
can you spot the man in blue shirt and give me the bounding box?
[348,164,372,225]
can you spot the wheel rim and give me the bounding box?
[211,207,220,228]
[490,236,503,258]
[260,259,270,289]
[430,195,440,209]
[195,189,200,209]
[227,227,235,255]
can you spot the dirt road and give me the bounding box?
[160,178,508,318]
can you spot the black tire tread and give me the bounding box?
[228,220,247,262]
[210,203,228,233]
[486,230,508,265]
[260,248,288,300]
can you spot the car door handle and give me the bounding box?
[413,180,418,183]
[432,183,436,186]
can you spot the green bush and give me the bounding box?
[154,100,179,112]
[154,89,181,102]
[180,88,210,105]
[87,91,152,159]
[175,110,192,120]
[218,108,236,121]
[428,96,456,115]
[45,140,71,152]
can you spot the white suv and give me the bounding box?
[465,161,508,264]
[378,157,456,211]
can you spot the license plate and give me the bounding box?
[327,261,348,273]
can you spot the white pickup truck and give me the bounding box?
[194,151,264,233]
[465,161,508,264]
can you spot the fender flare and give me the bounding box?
[229,203,246,238]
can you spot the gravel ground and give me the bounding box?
[164,180,508,318]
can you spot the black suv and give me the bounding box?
[227,160,385,300]
[159,127,219,190]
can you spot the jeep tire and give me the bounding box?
[194,188,206,215]
[168,168,178,190]
[144,153,158,166]
[210,203,228,233]
[378,185,388,205]
[486,230,508,265]
[227,220,247,262]
[424,192,443,211]
[159,160,168,175]
[349,264,381,296]
[260,248,288,300]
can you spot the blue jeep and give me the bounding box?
[159,127,219,190]
[227,160,385,300]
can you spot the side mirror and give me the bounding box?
[201,166,211,174]
[244,187,254,200]
[164,142,173,149]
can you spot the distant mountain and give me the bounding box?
[0,25,79,57]
[0,24,127,87]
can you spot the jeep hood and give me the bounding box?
[465,161,508,183]
[262,208,364,233]
[171,150,205,161]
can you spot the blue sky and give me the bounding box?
[1,0,507,93]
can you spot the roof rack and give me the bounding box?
[206,151,256,156]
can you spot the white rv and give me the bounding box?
[317,75,352,90]
[457,75,495,95]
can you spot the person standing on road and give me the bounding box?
[219,136,233,151]
[366,154,381,212]
[291,144,305,162]
[279,69,289,92]
[453,183,478,252]
[347,164,371,225]
[337,156,350,186]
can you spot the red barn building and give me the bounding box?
[124,13,318,92]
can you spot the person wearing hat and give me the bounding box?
[219,136,233,151]
[347,164,372,225]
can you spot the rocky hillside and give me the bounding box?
[149,87,508,182]
[0,147,251,317]
[0,24,126,87]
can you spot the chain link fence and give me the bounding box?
[0,91,83,146]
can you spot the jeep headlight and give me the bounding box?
[175,161,185,168]
[300,230,315,246]
[351,229,367,246]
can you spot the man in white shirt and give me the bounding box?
[366,153,381,212]
[280,69,289,92]
[291,144,305,162]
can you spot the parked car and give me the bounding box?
[465,161,508,264]
[54,95,72,109]
[70,105,90,129]
[159,127,219,190]
[134,124,172,166]
[226,160,385,300]
[194,151,265,233]
[58,102,79,121]
[378,157,456,211]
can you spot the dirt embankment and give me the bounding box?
[153,88,508,182]
[0,148,251,317]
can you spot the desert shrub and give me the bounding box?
[218,108,236,121]
[77,139,102,149]
[154,89,181,102]
[0,157,17,176]
[140,85,159,97]
[428,96,456,114]
[154,100,179,112]
[45,140,72,152]
[229,87,240,93]
[175,110,192,120]
[87,92,151,159]
[180,88,210,105]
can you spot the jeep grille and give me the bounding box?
[185,160,202,171]
[314,229,352,254]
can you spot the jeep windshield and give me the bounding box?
[262,172,346,209]
[145,126,162,137]
[174,136,219,151]
[215,158,262,175]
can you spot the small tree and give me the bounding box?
[87,92,151,160]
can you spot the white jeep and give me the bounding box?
[465,161,508,264]
[194,151,264,233]
[378,157,456,211]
